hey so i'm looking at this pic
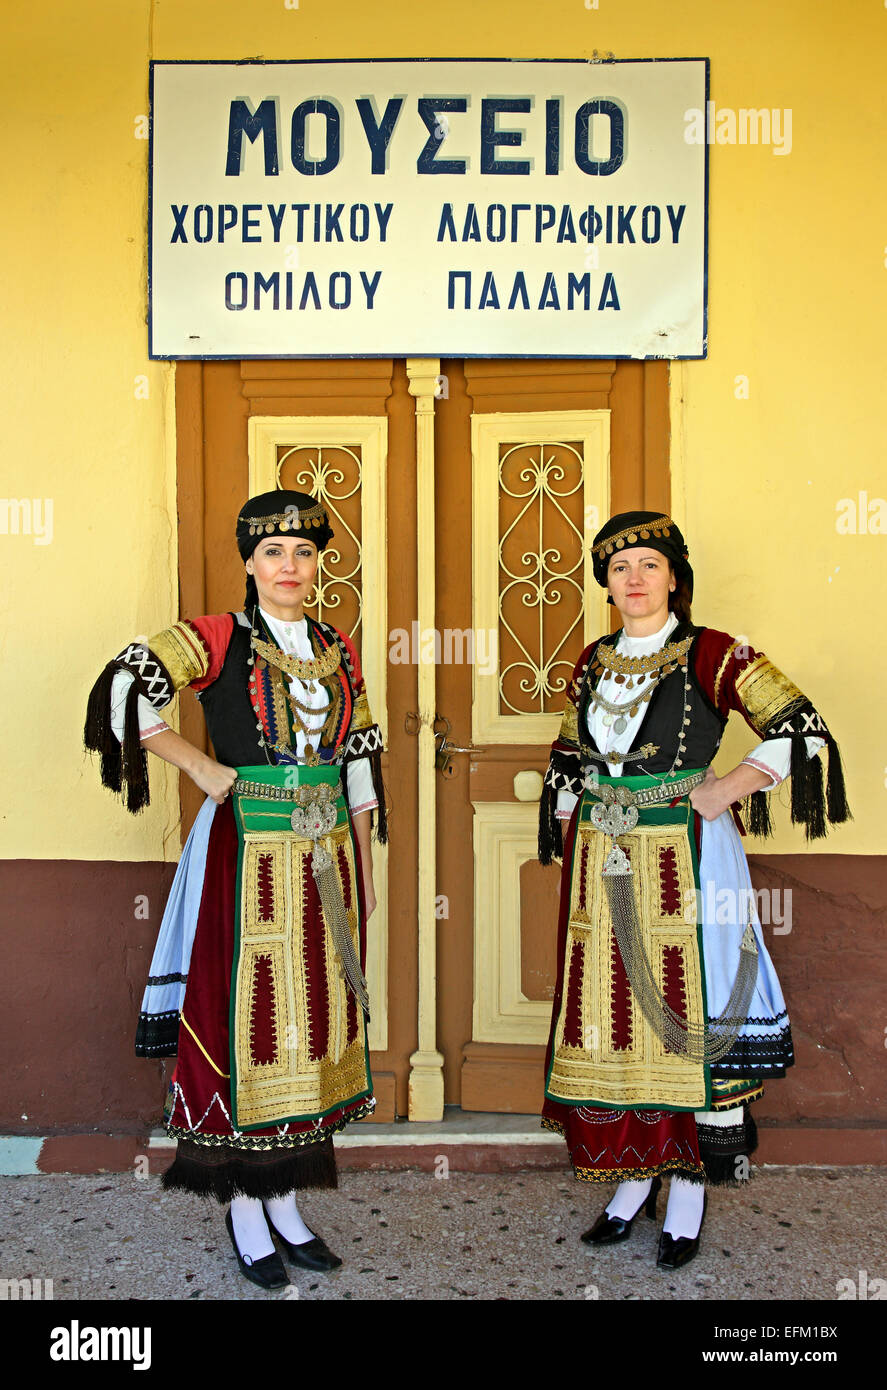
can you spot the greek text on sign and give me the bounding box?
[149,58,708,359]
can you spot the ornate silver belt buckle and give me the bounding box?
[589,802,638,836]
[289,783,340,871]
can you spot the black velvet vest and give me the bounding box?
[576,623,727,774]
[195,616,266,765]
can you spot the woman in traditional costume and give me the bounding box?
[539,511,849,1268]
[85,490,386,1289]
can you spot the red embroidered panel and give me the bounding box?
[661,944,687,1055]
[257,852,275,922]
[249,953,278,1066]
[301,857,330,1062]
[609,932,633,1051]
[577,838,590,912]
[562,939,585,1048]
[658,844,681,916]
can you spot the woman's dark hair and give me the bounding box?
[668,572,693,624]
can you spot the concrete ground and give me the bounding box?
[2,1165,885,1302]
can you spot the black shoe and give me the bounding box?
[656,1192,708,1269]
[581,1176,662,1245]
[263,1209,343,1272]
[225,1207,289,1289]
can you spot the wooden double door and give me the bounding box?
[175,356,670,1119]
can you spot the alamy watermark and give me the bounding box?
[684,103,792,156]
[684,884,792,934]
[1,498,53,544]
[389,623,497,675]
[835,492,886,534]
[1,1277,54,1300]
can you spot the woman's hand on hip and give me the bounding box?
[689,767,726,822]
[193,756,238,804]
[137,728,237,805]
[689,760,774,821]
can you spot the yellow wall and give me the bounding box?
[2,0,884,858]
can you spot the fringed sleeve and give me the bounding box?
[697,630,851,842]
[539,647,594,865]
[84,619,215,814]
[332,627,388,844]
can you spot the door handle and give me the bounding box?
[433,715,487,775]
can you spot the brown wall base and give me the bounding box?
[3,853,885,1147]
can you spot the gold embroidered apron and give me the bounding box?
[229,764,372,1130]
[546,775,711,1111]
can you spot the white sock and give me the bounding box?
[663,1177,706,1239]
[605,1177,653,1221]
[229,1195,275,1264]
[264,1191,314,1246]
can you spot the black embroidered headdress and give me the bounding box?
[237,489,334,611]
[591,511,694,602]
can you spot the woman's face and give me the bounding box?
[246,535,319,612]
[606,548,676,623]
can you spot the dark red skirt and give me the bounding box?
[161,800,373,1202]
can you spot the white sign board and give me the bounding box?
[149,58,708,359]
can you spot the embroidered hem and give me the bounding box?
[165,1097,375,1151]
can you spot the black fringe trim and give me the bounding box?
[121,678,151,813]
[746,788,773,838]
[135,1012,180,1058]
[790,733,826,840]
[83,660,150,813]
[746,732,851,842]
[670,1166,707,1186]
[538,782,563,866]
[160,1136,338,1203]
[698,1111,759,1186]
[825,733,851,827]
[368,745,388,844]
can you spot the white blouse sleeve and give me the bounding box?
[109,670,170,742]
[556,789,578,821]
[345,756,378,814]
[742,736,826,789]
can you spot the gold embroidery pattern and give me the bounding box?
[572,1159,705,1184]
[713,640,742,707]
[267,662,294,755]
[349,690,373,732]
[148,621,209,692]
[558,701,579,745]
[547,822,707,1109]
[710,1078,764,1109]
[233,822,370,1129]
[734,656,806,735]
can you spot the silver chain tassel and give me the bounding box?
[603,849,758,1063]
[310,842,371,1019]
[289,783,371,1019]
